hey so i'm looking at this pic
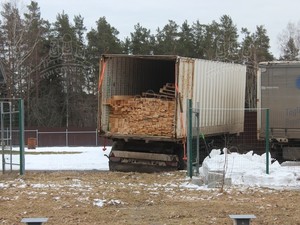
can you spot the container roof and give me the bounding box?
[259,61,300,68]
[101,54,178,61]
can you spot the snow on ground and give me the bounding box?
[1,146,300,189]
[200,149,300,189]
[1,146,111,171]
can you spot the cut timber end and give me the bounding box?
[108,96,175,137]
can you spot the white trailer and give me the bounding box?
[258,61,300,161]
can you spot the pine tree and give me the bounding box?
[192,20,207,58]
[87,17,121,55]
[253,25,273,62]
[23,1,50,126]
[177,20,194,57]
[240,26,273,109]
[215,15,239,62]
[126,23,154,54]
[0,2,23,99]
[155,20,179,55]
[201,21,220,60]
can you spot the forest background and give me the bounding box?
[0,1,298,128]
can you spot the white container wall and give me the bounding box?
[176,58,247,138]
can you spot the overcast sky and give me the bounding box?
[6,0,300,58]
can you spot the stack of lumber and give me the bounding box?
[108,94,175,137]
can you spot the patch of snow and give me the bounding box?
[93,198,124,207]
[107,199,124,205]
[93,199,105,207]
[0,183,9,189]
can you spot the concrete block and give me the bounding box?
[191,176,204,186]
[229,214,256,225]
[207,171,231,188]
[21,218,48,225]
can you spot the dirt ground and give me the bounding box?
[0,171,299,225]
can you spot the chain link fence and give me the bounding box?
[13,129,105,147]
[186,99,270,178]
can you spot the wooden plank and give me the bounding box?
[159,88,175,97]
[142,92,174,100]
[161,86,175,93]
[166,83,175,88]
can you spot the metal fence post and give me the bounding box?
[265,108,270,175]
[18,99,25,175]
[187,99,193,178]
[95,129,98,146]
[36,129,39,146]
[66,129,68,146]
[1,102,4,173]
[195,111,200,174]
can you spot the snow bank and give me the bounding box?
[200,149,300,188]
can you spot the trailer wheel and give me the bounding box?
[176,144,186,170]
[271,143,284,163]
[178,155,187,170]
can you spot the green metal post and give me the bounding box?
[1,102,4,173]
[18,99,25,175]
[187,99,193,178]
[195,111,200,175]
[265,108,270,175]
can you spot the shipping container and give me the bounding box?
[98,54,247,171]
[99,55,246,138]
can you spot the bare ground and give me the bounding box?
[0,171,299,225]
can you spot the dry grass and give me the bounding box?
[0,171,299,225]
